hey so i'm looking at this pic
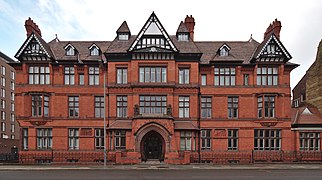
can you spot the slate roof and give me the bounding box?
[48,40,111,61]
[176,21,189,33]
[117,21,131,33]
[291,104,322,125]
[195,40,260,64]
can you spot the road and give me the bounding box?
[1,169,322,180]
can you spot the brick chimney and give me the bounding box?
[184,15,195,41]
[264,19,281,40]
[25,17,42,37]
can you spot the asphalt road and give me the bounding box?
[1,169,322,180]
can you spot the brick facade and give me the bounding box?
[12,13,309,164]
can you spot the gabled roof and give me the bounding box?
[195,40,260,64]
[64,43,76,51]
[292,104,322,125]
[252,33,292,62]
[88,43,100,50]
[128,12,178,52]
[117,21,131,34]
[15,32,54,60]
[176,21,189,33]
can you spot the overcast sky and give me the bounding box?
[0,0,321,90]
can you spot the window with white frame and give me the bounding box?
[201,74,207,86]
[117,96,127,118]
[1,122,5,131]
[22,128,28,150]
[10,113,14,122]
[113,130,126,150]
[257,66,278,86]
[179,68,190,84]
[89,67,99,85]
[228,97,238,119]
[201,130,211,150]
[64,67,75,85]
[300,132,320,151]
[1,100,4,109]
[10,124,14,133]
[68,96,79,118]
[228,129,238,150]
[11,71,14,80]
[66,46,75,56]
[1,77,5,86]
[79,73,84,85]
[139,67,167,83]
[243,74,249,86]
[31,94,49,117]
[201,97,212,118]
[254,129,281,151]
[1,88,5,98]
[180,131,192,151]
[28,66,50,84]
[95,96,104,118]
[1,111,5,120]
[90,47,99,56]
[220,47,229,56]
[139,95,167,115]
[11,81,14,90]
[214,67,236,86]
[179,96,189,118]
[37,128,52,150]
[117,68,127,84]
[178,33,189,41]
[2,66,5,75]
[68,128,79,150]
[118,34,129,41]
[258,95,275,118]
[95,128,104,149]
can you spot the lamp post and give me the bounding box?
[100,56,107,167]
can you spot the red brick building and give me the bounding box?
[13,13,308,164]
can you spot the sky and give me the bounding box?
[0,0,321,90]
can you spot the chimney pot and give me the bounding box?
[184,15,195,41]
[24,17,42,37]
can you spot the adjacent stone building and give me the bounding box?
[12,13,313,164]
[0,51,17,140]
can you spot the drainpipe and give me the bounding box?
[197,78,201,163]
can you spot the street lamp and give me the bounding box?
[100,57,107,167]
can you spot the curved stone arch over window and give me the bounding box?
[134,122,172,152]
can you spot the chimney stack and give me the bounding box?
[264,19,281,40]
[25,17,42,37]
[184,15,195,41]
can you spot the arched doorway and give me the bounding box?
[140,131,165,161]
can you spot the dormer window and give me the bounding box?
[65,45,75,56]
[178,33,189,41]
[220,48,229,56]
[218,44,231,57]
[118,33,129,41]
[90,47,99,56]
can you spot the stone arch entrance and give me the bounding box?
[135,122,171,161]
[140,131,164,161]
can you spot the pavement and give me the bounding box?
[1,163,322,170]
